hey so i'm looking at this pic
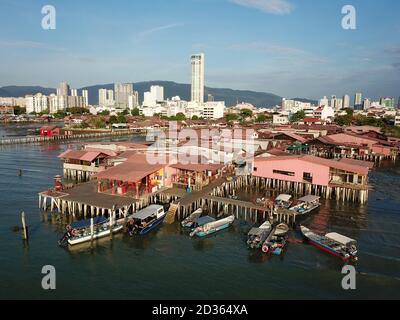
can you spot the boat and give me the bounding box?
[300,226,358,261]
[58,216,123,246]
[274,223,290,236]
[247,221,272,249]
[191,216,216,229]
[290,195,321,215]
[275,194,293,209]
[261,223,289,254]
[190,215,235,238]
[181,208,203,228]
[127,205,166,236]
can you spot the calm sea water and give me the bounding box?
[0,123,400,299]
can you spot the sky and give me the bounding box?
[0,0,399,100]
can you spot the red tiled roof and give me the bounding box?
[338,158,375,169]
[96,153,163,182]
[58,149,116,162]
[169,163,224,173]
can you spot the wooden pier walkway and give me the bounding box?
[0,129,147,146]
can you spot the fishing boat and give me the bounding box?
[127,205,166,236]
[181,208,203,228]
[58,216,123,246]
[275,194,293,209]
[300,226,358,262]
[190,215,235,238]
[191,216,216,229]
[247,221,272,249]
[290,195,321,215]
[262,223,289,254]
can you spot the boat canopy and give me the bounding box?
[196,216,215,226]
[326,232,357,246]
[276,194,292,202]
[298,195,320,203]
[70,216,107,229]
[248,228,265,236]
[132,205,164,220]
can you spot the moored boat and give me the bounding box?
[261,223,289,254]
[300,226,358,261]
[190,215,235,238]
[127,205,166,236]
[59,216,123,246]
[247,221,272,249]
[275,194,293,209]
[290,195,321,216]
[181,208,203,228]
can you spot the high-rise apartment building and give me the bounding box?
[343,95,350,109]
[191,53,205,103]
[354,93,362,107]
[114,83,133,109]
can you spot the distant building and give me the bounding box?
[319,96,329,107]
[343,95,350,109]
[207,94,214,102]
[99,89,115,107]
[363,98,371,110]
[0,106,14,115]
[201,101,225,119]
[114,83,133,109]
[313,105,334,121]
[82,90,89,107]
[58,81,70,97]
[354,93,362,109]
[25,93,48,114]
[128,91,139,109]
[380,97,395,108]
[395,115,400,127]
[273,113,289,125]
[70,89,78,97]
[191,53,205,103]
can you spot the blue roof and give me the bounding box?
[70,216,107,229]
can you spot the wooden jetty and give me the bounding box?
[0,128,148,146]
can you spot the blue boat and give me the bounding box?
[127,205,166,235]
[190,215,235,237]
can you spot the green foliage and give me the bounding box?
[225,113,239,122]
[256,114,267,123]
[53,111,67,119]
[99,110,110,116]
[67,107,89,115]
[117,114,127,123]
[290,110,306,123]
[131,108,140,116]
[240,108,253,118]
[91,117,106,129]
[13,106,26,115]
[175,112,186,121]
[109,115,118,124]
[192,115,199,120]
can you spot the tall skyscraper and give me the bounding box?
[82,90,89,107]
[58,81,70,97]
[151,85,164,102]
[191,53,205,103]
[114,83,133,109]
[99,89,114,107]
[70,89,78,97]
[354,93,362,107]
[343,95,350,109]
[397,96,400,109]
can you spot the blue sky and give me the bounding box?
[0,0,399,100]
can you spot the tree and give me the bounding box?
[192,115,199,120]
[117,114,127,123]
[109,115,118,124]
[256,114,267,123]
[99,110,110,116]
[175,112,186,121]
[91,117,106,129]
[120,109,130,115]
[225,113,239,122]
[131,108,140,116]
[53,111,67,119]
[67,107,89,115]
[290,110,306,123]
[13,106,26,115]
[240,108,253,118]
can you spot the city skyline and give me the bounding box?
[0,0,399,100]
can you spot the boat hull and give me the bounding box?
[195,222,231,237]
[307,239,351,262]
[136,214,166,235]
[67,225,123,245]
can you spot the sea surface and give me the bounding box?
[0,123,400,299]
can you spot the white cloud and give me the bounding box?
[230,0,294,15]
[138,23,184,37]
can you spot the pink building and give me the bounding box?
[253,155,370,188]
